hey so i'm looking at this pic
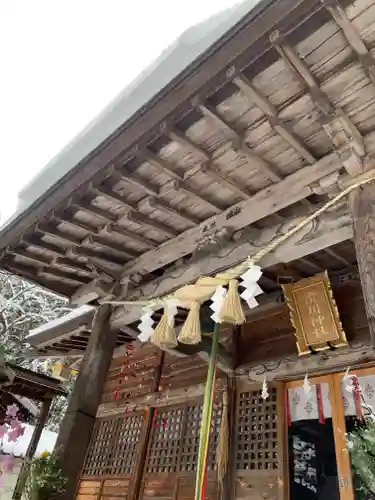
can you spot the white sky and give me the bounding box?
[0,0,240,224]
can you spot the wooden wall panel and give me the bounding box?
[160,353,224,392]
[81,412,144,478]
[140,398,222,500]
[234,383,284,500]
[101,478,130,499]
[101,346,160,405]
[76,480,101,499]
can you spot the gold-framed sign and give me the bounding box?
[282,271,347,355]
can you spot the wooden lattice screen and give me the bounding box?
[234,383,285,500]
[82,412,144,477]
[140,398,222,500]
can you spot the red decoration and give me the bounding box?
[113,388,119,401]
[352,376,363,420]
[285,389,291,427]
[316,384,325,424]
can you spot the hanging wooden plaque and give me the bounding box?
[282,271,347,355]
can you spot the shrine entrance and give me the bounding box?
[286,368,375,500]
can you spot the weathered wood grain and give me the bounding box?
[350,180,375,343]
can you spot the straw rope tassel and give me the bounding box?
[151,309,177,348]
[178,302,202,344]
[194,323,220,500]
[220,280,245,324]
[216,390,229,488]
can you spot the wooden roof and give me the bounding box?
[1,364,67,402]
[1,0,375,332]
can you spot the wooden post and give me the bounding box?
[12,397,52,499]
[55,304,117,500]
[129,351,164,500]
[350,181,375,344]
[225,374,237,500]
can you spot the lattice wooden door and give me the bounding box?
[140,398,222,500]
[234,381,287,500]
[76,411,145,499]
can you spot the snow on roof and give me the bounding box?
[27,305,93,338]
[12,396,38,418]
[1,424,57,458]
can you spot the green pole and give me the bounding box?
[194,323,220,500]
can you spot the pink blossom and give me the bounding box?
[6,404,19,420]
[3,456,14,473]
[0,425,7,439]
[7,420,25,442]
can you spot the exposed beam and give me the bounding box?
[36,224,81,246]
[7,250,94,282]
[67,247,124,268]
[37,267,91,286]
[2,260,76,297]
[160,179,223,213]
[299,257,323,273]
[90,184,134,210]
[114,152,340,279]
[104,223,156,248]
[233,73,316,164]
[270,29,365,176]
[88,235,139,259]
[110,202,353,329]
[70,274,115,305]
[197,101,282,182]
[81,190,178,238]
[73,200,118,223]
[9,250,93,279]
[169,128,253,200]
[71,152,342,305]
[56,258,94,277]
[240,338,375,382]
[99,173,201,227]
[143,150,224,213]
[114,168,159,197]
[324,247,351,266]
[322,0,375,86]
[22,237,67,259]
[138,196,199,227]
[53,214,106,234]
[121,210,178,238]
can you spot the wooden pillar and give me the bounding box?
[350,181,375,344]
[129,351,164,500]
[12,397,52,499]
[226,374,237,500]
[55,304,117,500]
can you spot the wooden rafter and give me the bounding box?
[139,150,224,213]
[195,100,308,217]
[197,101,282,182]
[270,29,365,176]
[322,0,375,86]
[111,167,205,225]
[232,73,316,165]
[8,249,94,279]
[324,247,351,266]
[299,257,323,273]
[77,192,177,238]
[112,153,340,279]
[110,203,353,328]
[168,128,253,200]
